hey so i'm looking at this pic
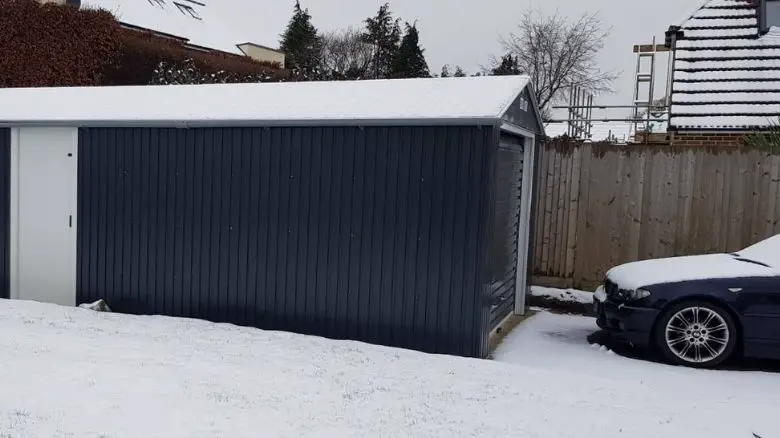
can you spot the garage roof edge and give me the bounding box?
[0,117,502,129]
[0,76,533,125]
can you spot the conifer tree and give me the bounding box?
[389,23,429,78]
[363,3,401,79]
[279,1,323,78]
[491,53,521,76]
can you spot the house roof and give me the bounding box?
[670,0,780,130]
[0,76,536,127]
[81,0,278,56]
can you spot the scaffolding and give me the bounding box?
[566,85,594,139]
[548,38,673,143]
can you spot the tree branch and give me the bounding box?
[495,7,618,114]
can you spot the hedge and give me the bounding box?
[106,26,286,85]
[0,0,284,87]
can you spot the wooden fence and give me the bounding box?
[531,142,780,290]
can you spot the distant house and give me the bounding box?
[666,0,780,146]
[44,0,285,66]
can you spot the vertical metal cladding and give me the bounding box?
[486,134,525,329]
[0,129,9,299]
[78,125,493,357]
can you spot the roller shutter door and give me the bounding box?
[487,135,524,329]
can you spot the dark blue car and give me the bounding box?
[594,234,780,368]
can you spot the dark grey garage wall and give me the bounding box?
[502,88,543,135]
[0,129,8,299]
[78,125,494,357]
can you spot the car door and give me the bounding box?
[737,277,780,347]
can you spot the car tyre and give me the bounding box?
[654,300,738,368]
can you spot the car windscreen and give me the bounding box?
[736,234,780,269]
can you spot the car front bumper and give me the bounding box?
[594,288,659,347]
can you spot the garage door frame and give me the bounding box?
[0,129,8,299]
[500,123,536,316]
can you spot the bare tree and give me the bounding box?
[319,27,374,80]
[497,8,618,113]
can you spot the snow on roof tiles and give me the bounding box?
[673,115,779,127]
[81,0,268,55]
[0,76,532,125]
[671,0,780,130]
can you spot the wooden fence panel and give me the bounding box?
[531,143,780,290]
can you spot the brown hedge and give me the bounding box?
[0,0,121,87]
[105,27,286,85]
[0,0,284,87]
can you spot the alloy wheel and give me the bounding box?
[664,306,730,364]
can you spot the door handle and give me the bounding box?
[69,215,72,228]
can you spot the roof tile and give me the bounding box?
[671,0,780,129]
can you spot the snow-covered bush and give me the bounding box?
[150,58,275,85]
[150,58,350,85]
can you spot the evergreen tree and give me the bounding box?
[389,22,429,78]
[279,1,323,78]
[491,53,521,76]
[454,66,466,77]
[440,64,451,78]
[363,3,401,79]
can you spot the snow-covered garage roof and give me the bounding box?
[81,0,277,56]
[670,0,780,130]
[0,76,538,127]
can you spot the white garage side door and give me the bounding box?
[11,127,78,306]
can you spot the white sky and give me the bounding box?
[225,0,701,118]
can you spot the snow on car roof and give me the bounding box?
[670,0,780,130]
[738,234,780,268]
[606,234,780,290]
[607,253,776,290]
[0,76,532,125]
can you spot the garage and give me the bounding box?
[0,76,544,357]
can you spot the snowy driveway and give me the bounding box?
[1,300,779,437]
[494,311,780,437]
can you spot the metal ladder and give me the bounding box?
[631,37,658,140]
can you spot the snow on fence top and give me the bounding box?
[0,76,531,126]
[670,0,780,129]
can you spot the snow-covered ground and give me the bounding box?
[530,285,593,304]
[1,299,779,437]
[494,311,780,438]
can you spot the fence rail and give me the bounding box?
[532,142,780,290]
